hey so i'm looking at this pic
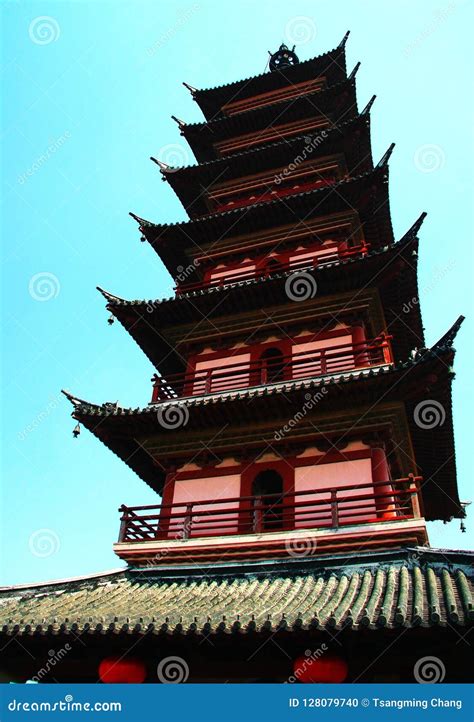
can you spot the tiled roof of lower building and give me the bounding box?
[1,549,472,636]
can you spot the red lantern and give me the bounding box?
[293,653,348,683]
[99,656,146,684]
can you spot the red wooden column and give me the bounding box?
[370,445,396,519]
[157,471,177,539]
[352,324,369,368]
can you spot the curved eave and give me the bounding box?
[193,44,348,121]
[165,112,373,218]
[2,550,473,636]
[135,164,394,263]
[169,106,369,176]
[182,75,359,163]
[103,220,425,375]
[65,335,463,520]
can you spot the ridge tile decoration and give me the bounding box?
[2,33,471,684]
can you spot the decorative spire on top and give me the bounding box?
[268,44,299,72]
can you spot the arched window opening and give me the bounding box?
[252,470,284,531]
[260,347,285,384]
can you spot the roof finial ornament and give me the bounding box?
[150,157,170,172]
[338,30,350,48]
[171,115,186,128]
[182,82,197,94]
[268,44,299,72]
[348,62,361,80]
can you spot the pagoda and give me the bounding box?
[1,34,472,684]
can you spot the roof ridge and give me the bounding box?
[69,349,449,418]
[193,42,346,97]
[100,227,417,309]
[162,109,366,174]
[183,73,357,131]
[133,164,385,232]
[0,568,126,593]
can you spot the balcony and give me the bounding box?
[208,164,343,213]
[114,476,427,565]
[119,477,421,542]
[151,335,392,403]
[175,243,369,295]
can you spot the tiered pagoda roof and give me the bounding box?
[59,31,464,529]
[1,31,470,686]
[99,215,424,376]
[180,68,361,162]
[1,549,472,636]
[157,107,374,217]
[63,316,464,521]
[189,32,350,120]
[133,158,393,279]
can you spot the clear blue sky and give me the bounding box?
[1,0,473,585]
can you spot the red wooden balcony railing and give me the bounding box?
[211,176,338,213]
[175,243,369,295]
[117,475,422,543]
[151,335,393,403]
[209,160,342,207]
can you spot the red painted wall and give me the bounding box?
[160,445,392,538]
